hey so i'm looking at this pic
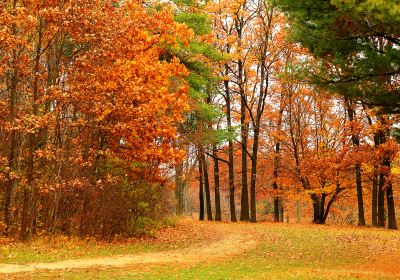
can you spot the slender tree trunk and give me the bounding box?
[4,0,19,236]
[213,145,221,221]
[198,152,205,221]
[364,106,380,227]
[372,172,378,227]
[273,142,280,222]
[355,164,365,226]
[377,173,386,227]
[249,130,258,222]
[224,65,236,222]
[382,154,396,229]
[345,100,365,226]
[240,85,250,221]
[376,118,396,229]
[175,162,186,216]
[20,16,44,240]
[274,193,279,222]
[201,150,213,221]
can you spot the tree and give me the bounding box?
[273,0,400,228]
[0,0,191,239]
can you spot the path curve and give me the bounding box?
[0,229,258,274]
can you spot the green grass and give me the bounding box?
[7,223,400,280]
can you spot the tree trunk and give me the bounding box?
[249,129,258,222]
[225,65,236,222]
[312,194,323,224]
[201,151,213,221]
[274,195,279,222]
[355,163,365,226]
[377,173,386,227]
[273,141,281,222]
[386,182,397,229]
[372,173,378,227]
[240,87,250,221]
[319,193,326,223]
[175,162,186,216]
[213,145,221,221]
[279,197,284,222]
[4,2,19,235]
[345,100,365,226]
[198,152,205,221]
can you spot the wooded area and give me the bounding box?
[1,0,400,244]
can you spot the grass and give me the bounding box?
[0,235,181,265]
[5,222,400,279]
[0,217,187,265]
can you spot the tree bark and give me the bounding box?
[364,105,379,227]
[273,141,281,222]
[273,192,279,222]
[355,163,365,226]
[372,173,378,227]
[20,17,44,240]
[198,152,205,221]
[377,173,386,227]
[225,65,237,222]
[213,145,221,221]
[239,63,250,222]
[249,129,258,222]
[175,162,186,216]
[279,197,284,222]
[386,181,397,229]
[4,0,19,236]
[345,99,365,226]
[201,150,213,221]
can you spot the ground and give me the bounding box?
[0,219,400,279]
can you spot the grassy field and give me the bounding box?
[3,221,400,280]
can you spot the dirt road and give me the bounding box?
[0,222,260,275]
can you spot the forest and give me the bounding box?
[1,0,400,279]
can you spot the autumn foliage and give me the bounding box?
[0,0,190,239]
[1,0,399,242]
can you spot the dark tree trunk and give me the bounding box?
[213,145,221,221]
[198,153,205,221]
[249,129,258,222]
[175,162,186,216]
[376,119,396,230]
[312,194,324,224]
[201,151,213,221]
[345,100,365,226]
[377,173,386,227]
[319,194,326,223]
[279,197,284,222]
[355,164,365,226]
[365,108,381,228]
[20,189,31,240]
[273,141,281,222]
[274,194,279,222]
[225,65,236,222]
[313,201,321,224]
[386,182,397,229]
[20,18,44,240]
[4,5,19,235]
[4,131,17,236]
[240,85,250,221]
[372,173,378,227]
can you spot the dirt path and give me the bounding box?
[0,223,259,275]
